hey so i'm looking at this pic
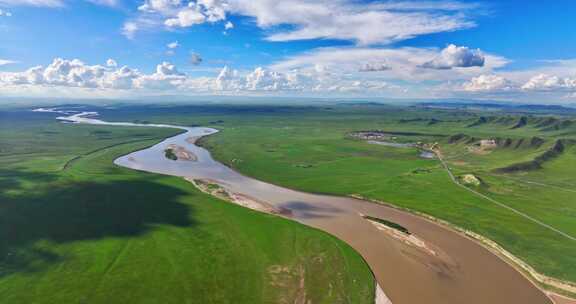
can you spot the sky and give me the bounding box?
[0,0,575,103]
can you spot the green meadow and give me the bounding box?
[2,102,575,301]
[0,109,374,304]
[188,104,576,286]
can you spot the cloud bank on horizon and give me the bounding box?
[0,0,575,102]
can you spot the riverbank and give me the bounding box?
[7,108,376,304]
[51,109,554,304]
[198,111,576,300]
[432,147,576,300]
[351,193,576,303]
[187,177,387,304]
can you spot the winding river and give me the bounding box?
[44,109,552,304]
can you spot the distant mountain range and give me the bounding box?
[417,102,576,114]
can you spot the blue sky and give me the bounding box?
[0,0,575,102]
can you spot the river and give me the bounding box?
[45,109,552,304]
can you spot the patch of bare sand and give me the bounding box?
[166,144,197,161]
[364,216,438,257]
[549,293,576,304]
[187,178,287,215]
[363,214,461,281]
[375,283,393,304]
[356,193,576,303]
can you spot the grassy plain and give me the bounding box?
[174,104,576,286]
[0,109,374,304]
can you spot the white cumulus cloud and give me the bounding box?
[129,0,228,36]
[100,66,140,89]
[155,61,183,75]
[135,61,187,89]
[521,74,576,91]
[270,46,507,82]
[462,74,511,92]
[0,57,402,96]
[213,65,312,92]
[165,8,206,27]
[211,65,396,94]
[421,44,484,69]
[0,58,188,90]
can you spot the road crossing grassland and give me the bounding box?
[435,151,576,242]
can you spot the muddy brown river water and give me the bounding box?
[54,111,552,304]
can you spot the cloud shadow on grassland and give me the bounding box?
[0,170,195,278]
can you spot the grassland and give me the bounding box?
[172,104,576,289]
[0,109,375,304]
